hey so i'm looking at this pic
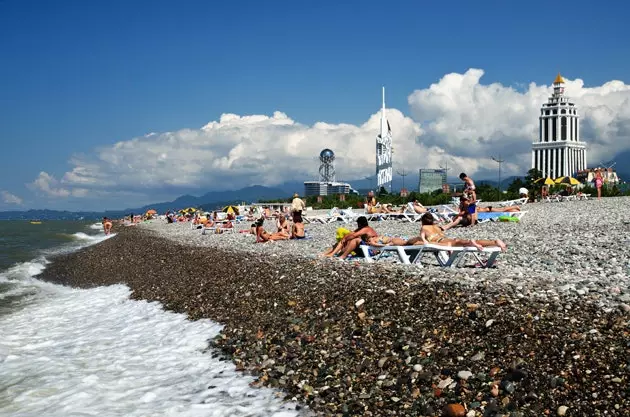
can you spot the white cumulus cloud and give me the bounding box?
[28,69,630,206]
[30,172,88,198]
[408,68,630,174]
[1,191,23,205]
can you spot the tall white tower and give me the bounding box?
[532,74,587,178]
[376,87,393,192]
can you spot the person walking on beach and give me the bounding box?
[291,193,306,217]
[459,172,477,222]
[594,169,603,200]
[102,217,113,235]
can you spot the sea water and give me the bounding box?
[0,221,302,417]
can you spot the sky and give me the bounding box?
[1,0,629,211]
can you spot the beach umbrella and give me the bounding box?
[146,209,157,215]
[222,205,239,215]
[554,176,580,185]
[534,177,555,185]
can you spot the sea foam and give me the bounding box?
[0,234,301,416]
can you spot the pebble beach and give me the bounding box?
[38,197,630,416]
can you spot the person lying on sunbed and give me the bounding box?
[255,218,289,242]
[408,213,506,252]
[322,216,377,258]
[476,205,521,213]
[409,200,428,214]
[362,234,410,247]
[290,212,306,239]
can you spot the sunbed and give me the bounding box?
[496,197,528,207]
[358,243,501,268]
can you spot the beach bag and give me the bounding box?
[336,227,351,242]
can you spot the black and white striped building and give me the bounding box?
[531,74,587,178]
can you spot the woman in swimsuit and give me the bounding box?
[407,213,507,252]
[290,212,306,239]
[255,218,289,242]
[363,234,409,247]
[594,170,603,200]
[276,215,291,234]
[476,206,521,213]
[102,217,113,235]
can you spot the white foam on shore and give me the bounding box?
[0,284,300,417]
[89,222,103,230]
[71,231,114,242]
[0,229,302,416]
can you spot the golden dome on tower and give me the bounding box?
[553,73,565,84]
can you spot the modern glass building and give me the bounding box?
[418,169,447,194]
[303,181,357,197]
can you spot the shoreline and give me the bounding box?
[37,223,630,416]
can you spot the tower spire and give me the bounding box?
[382,86,385,110]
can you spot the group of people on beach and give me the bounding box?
[322,213,506,260]
[253,193,306,242]
[320,172,508,259]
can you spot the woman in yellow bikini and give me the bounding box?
[408,213,507,251]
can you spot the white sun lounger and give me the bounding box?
[201,225,235,235]
[359,244,501,268]
[496,197,528,207]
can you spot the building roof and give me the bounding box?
[553,73,565,84]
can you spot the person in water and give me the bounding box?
[102,217,113,235]
[407,213,507,252]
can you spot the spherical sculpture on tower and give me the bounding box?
[319,148,336,182]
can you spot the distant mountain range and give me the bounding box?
[2,170,626,220]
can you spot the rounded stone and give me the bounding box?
[442,403,466,417]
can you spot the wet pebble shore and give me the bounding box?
[38,199,630,416]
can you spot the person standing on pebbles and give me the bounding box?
[594,169,603,200]
[102,217,113,235]
[459,172,478,223]
[291,193,306,218]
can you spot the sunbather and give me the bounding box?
[276,215,290,234]
[362,234,409,247]
[477,205,521,213]
[255,218,289,242]
[322,216,377,259]
[409,201,428,214]
[408,213,506,252]
[291,212,306,239]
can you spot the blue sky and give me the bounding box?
[1,0,629,210]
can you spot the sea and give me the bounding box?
[0,220,301,417]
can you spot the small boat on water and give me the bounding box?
[30,221,42,225]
